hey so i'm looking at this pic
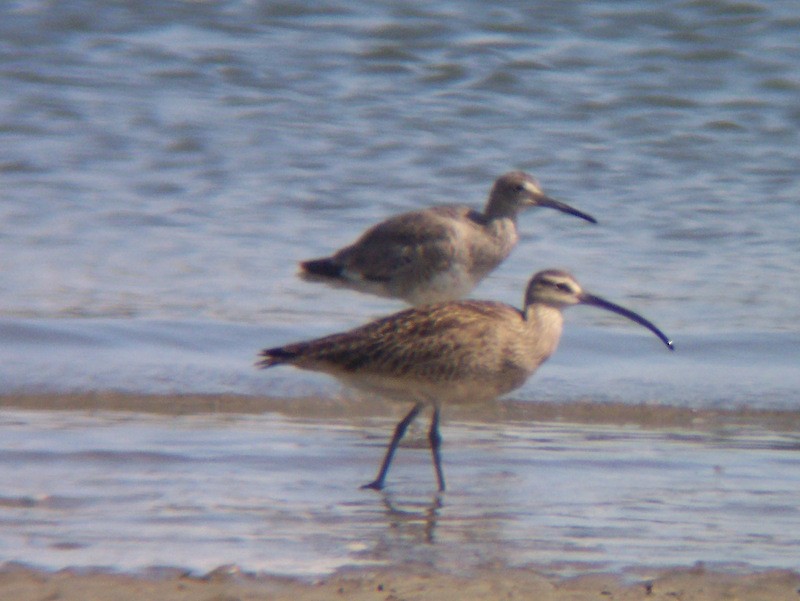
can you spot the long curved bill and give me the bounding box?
[537,195,597,224]
[580,293,674,350]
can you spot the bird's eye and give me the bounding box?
[514,184,525,192]
[556,282,572,293]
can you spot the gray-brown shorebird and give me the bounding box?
[299,172,596,305]
[259,270,673,491]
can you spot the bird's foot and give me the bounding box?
[360,480,384,491]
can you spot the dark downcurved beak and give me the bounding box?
[536,195,597,224]
[580,293,674,350]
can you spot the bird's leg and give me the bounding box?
[428,406,445,492]
[362,402,424,491]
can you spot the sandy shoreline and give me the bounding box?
[4,391,800,432]
[2,563,799,601]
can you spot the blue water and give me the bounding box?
[2,409,799,577]
[2,0,799,332]
[1,317,799,411]
[1,0,799,579]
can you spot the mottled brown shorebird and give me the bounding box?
[300,172,596,305]
[258,270,673,492]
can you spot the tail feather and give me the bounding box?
[300,257,344,279]
[257,346,300,368]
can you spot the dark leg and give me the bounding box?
[362,402,423,491]
[428,406,445,492]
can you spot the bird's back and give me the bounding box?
[260,299,550,405]
[302,205,518,305]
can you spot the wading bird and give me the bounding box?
[259,270,672,491]
[300,172,596,305]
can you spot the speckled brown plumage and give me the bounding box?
[259,270,673,491]
[260,300,548,401]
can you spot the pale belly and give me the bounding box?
[404,267,479,306]
[335,368,530,407]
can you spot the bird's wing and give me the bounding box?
[334,207,474,283]
[263,301,520,378]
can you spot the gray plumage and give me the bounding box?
[300,172,597,305]
[260,269,673,491]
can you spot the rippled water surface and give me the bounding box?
[2,0,799,331]
[2,409,799,577]
[1,0,799,578]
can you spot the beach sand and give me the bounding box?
[2,563,799,601]
[4,392,800,430]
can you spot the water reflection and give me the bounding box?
[1,408,799,576]
[380,491,443,545]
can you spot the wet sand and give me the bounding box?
[2,563,799,601]
[4,391,800,431]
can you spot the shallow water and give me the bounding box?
[1,408,799,577]
[0,317,799,577]
[1,0,799,579]
[2,317,799,411]
[1,0,799,333]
